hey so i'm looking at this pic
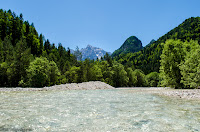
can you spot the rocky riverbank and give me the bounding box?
[1,84,200,100]
[120,87,200,100]
[156,89,200,100]
[0,81,115,91]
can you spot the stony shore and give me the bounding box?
[119,87,200,100]
[155,89,200,100]
[0,83,200,100]
[0,81,115,91]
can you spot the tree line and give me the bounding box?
[160,39,200,89]
[0,9,200,88]
[0,9,157,88]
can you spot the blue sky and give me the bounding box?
[1,0,200,52]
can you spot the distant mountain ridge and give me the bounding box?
[81,45,111,60]
[71,45,111,60]
[112,36,143,57]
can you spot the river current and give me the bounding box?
[0,89,200,131]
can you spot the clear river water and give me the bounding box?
[0,89,200,132]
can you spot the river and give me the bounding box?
[0,89,200,131]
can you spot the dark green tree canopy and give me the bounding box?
[112,36,143,58]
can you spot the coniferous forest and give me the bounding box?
[0,9,200,88]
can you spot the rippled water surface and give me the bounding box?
[0,89,200,131]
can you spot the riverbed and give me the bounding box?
[0,89,200,131]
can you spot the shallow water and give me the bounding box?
[0,89,200,132]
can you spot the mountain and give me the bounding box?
[112,36,143,57]
[80,45,111,60]
[115,17,200,74]
[146,39,156,46]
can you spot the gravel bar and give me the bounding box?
[0,81,115,91]
[119,87,200,100]
[1,84,200,100]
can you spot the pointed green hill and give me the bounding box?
[112,36,143,57]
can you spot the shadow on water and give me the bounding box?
[0,125,32,132]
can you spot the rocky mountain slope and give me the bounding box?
[81,45,111,60]
[71,45,111,60]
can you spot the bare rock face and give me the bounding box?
[80,45,111,60]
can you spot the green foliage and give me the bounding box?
[112,62,129,87]
[126,67,149,87]
[104,53,113,67]
[180,41,200,88]
[65,66,80,83]
[159,39,185,88]
[146,72,159,87]
[102,61,114,86]
[89,65,103,81]
[159,39,200,88]
[126,67,135,86]
[0,39,3,63]
[49,61,61,85]
[132,69,146,87]
[38,34,44,55]
[26,57,50,87]
[3,37,14,62]
[0,62,8,86]
[44,39,51,54]
[26,57,60,87]
[112,36,143,57]
[7,38,33,86]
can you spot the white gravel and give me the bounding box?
[118,87,200,100]
[156,89,200,100]
[0,81,115,91]
[1,84,200,100]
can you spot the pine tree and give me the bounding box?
[0,39,3,63]
[3,37,14,63]
[7,38,33,86]
[38,34,44,56]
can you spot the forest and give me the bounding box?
[114,17,200,74]
[0,9,200,88]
